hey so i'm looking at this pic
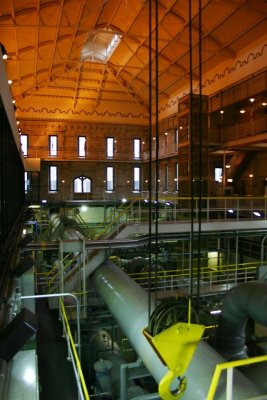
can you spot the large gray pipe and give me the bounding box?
[91,261,261,399]
[216,281,267,359]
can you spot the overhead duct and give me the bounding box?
[91,260,261,399]
[216,281,267,360]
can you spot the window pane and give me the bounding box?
[215,167,222,183]
[175,128,179,145]
[164,164,168,191]
[49,166,58,191]
[74,178,82,193]
[20,134,28,157]
[106,167,114,191]
[24,172,30,192]
[133,138,141,159]
[49,135,58,156]
[133,167,140,191]
[83,178,91,193]
[78,136,86,157]
[175,163,179,191]
[106,138,114,158]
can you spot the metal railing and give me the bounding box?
[59,298,90,400]
[206,354,267,400]
[128,262,258,296]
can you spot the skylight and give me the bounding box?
[81,28,121,63]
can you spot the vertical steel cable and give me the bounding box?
[196,0,203,301]
[154,0,159,318]
[148,0,153,324]
[189,0,194,299]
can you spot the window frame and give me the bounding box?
[78,136,87,158]
[106,137,115,159]
[133,166,141,192]
[73,176,92,193]
[48,165,58,192]
[174,128,179,145]
[163,163,168,192]
[175,162,179,192]
[49,135,58,157]
[20,134,28,157]
[106,166,114,192]
[133,138,141,159]
[24,171,30,193]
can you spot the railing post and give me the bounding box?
[59,239,64,294]
[226,367,233,400]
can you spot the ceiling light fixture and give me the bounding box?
[249,97,255,103]
[240,109,246,114]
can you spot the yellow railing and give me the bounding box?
[128,262,259,281]
[207,354,267,400]
[127,262,259,293]
[92,199,137,239]
[59,298,90,400]
[35,253,82,293]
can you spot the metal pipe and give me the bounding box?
[91,261,261,399]
[216,281,267,360]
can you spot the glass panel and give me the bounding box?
[133,138,141,159]
[106,138,114,158]
[24,172,29,192]
[133,167,140,191]
[164,164,168,191]
[49,135,58,156]
[106,167,114,191]
[175,128,179,144]
[49,166,58,191]
[20,134,28,157]
[215,167,222,183]
[175,163,179,191]
[83,178,91,193]
[78,136,86,157]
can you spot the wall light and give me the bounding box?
[0,43,7,59]
[8,79,12,85]
[220,110,224,114]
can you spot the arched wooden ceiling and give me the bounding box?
[0,0,266,119]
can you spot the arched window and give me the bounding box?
[73,176,91,193]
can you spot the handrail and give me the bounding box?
[128,262,259,281]
[206,354,267,400]
[59,298,90,400]
[45,253,81,292]
[92,199,137,239]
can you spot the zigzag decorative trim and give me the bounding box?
[17,106,148,120]
[202,44,267,88]
[158,44,267,114]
